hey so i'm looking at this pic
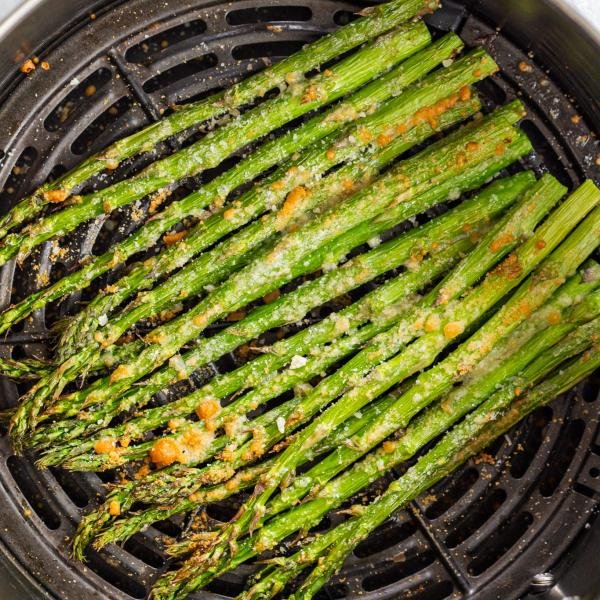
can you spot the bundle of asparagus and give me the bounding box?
[0,1,596,599]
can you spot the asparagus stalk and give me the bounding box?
[2,29,454,338]
[58,88,484,378]
[11,87,513,445]
[56,48,490,358]
[0,0,437,239]
[33,123,531,447]
[0,337,145,382]
[67,172,536,553]
[351,197,600,458]
[0,25,434,269]
[194,177,598,565]
[35,169,529,459]
[0,356,50,380]
[91,272,600,550]
[284,343,600,600]
[156,311,600,600]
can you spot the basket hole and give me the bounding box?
[6,455,61,529]
[581,375,599,403]
[361,550,436,591]
[50,468,90,508]
[231,40,307,61]
[0,146,38,208]
[44,68,112,132]
[87,552,146,598]
[143,54,218,93]
[518,119,571,186]
[509,406,553,479]
[205,501,239,523]
[323,582,349,599]
[354,518,417,558]
[333,10,359,26]
[590,467,600,479]
[445,488,507,548]
[409,580,454,600]
[538,418,585,497]
[123,537,166,568]
[227,6,312,25]
[467,511,534,575]
[125,19,207,65]
[152,517,182,537]
[424,467,479,519]
[71,96,135,155]
[476,76,508,107]
[206,576,247,597]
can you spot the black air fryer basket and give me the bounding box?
[0,1,598,599]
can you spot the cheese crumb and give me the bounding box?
[289,355,308,369]
[276,416,286,434]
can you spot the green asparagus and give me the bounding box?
[2,28,455,338]
[56,47,489,358]
[0,0,437,239]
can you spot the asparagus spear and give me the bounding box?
[55,48,491,358]
[193,178,598,565]
[91,271,600,550]
[155,310,600,600]
[2,29,454,338]
[64,167,546,472]
[33,123,531,446]
[11,88,513,446]
[35,169,529,459]
[287,344,600,600]
[0,0,437,239]
[0,337,146,382]
[0,357,50,380]
[0,24,433,269]
[67,172,537,552]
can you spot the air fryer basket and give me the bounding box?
[0,1,598,599]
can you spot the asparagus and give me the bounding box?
[0,337,145,382]
[282,348,600,600]
[2,28,453,338]
[53,237,476,471]
[32,122,531,449]
[55,47,489,358]
[32,232,459,454]
[0,0,437,239]
[0,27,426,269]
[191,177,599,565]
[260,269,600,520]
[92,390,407,550]
[155,307,600,600]
[67,172,537,552]
[11,88,514,446]
[91,271,600,550]
[35,169,529,460]
[0,357,50,380]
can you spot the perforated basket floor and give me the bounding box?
[0,1,598,599]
